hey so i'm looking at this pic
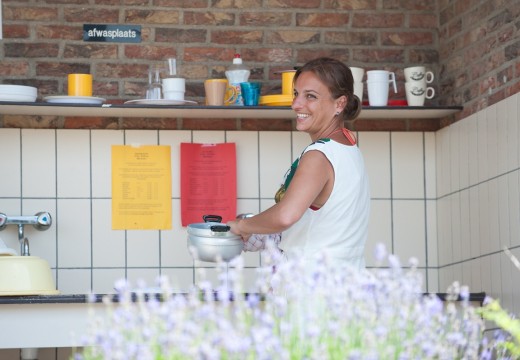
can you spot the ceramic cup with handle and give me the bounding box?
[366,70,397,106]
[404,66,434,84]
[405,81,435,106]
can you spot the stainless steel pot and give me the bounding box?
[187,215,243,262]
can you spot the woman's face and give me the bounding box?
[291,71,343,136]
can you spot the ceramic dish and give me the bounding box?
[44,96,106,105]
[259,94,293,107]
[124,99,197,105]
[0,85,38,102]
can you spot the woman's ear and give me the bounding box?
[335,95,347,113]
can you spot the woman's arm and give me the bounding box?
[228,149,333,238]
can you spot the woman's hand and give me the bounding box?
[227,219,252,242]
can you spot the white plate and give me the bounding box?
[0,94,37,102]
[124,99,197,105]
[43,96,106,105]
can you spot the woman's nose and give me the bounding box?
[291,94,302,110]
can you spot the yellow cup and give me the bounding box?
[281,70,296,95]
[68,74,92,97]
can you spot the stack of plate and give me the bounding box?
[0,85,38,102]
[259,94,293,107]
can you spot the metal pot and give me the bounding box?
[187,215,243,262]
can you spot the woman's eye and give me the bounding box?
[306,94,317,100]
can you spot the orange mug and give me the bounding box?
[68,74,92,97]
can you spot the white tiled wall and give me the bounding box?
[0,126,439,296]
[2,93,520,359]
[436,93,520,314]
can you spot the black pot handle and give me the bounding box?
[203,214,222,223]
[210,225,231,232]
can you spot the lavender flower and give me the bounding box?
[75,243,499,360]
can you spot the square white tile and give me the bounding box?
[450,193,462,263]
[0,129,21,197]
[21,129,56,198]
[92,199,125,267]
[57,130,91,198]
[57,269,91,294]
[449,122,460,192]
[127,268,161,288]
[227,131,259,198]
[457,119,469,190]
[487,178,501,253]
[459,190,471,260]
[486,104,499,178]
[259,132,291,198]
[161,268,195,292]
[393,199,426,266]
[127,230,160,267]
[57,199,91,268]
[426,199,438,267]
[436,126,450,197]
[498,175,511,249]
[391,132,425,199]
[426,268,439,293]
[92,268,126,294]
[365,199,392,266]
[160,130,193,199]
[468,186,481,258]
[466,113,479,186]
[358,132,391,199]
[424,132,437,199]
[91,130,124,198]
[496,102,509,175]
[193,130,225,144]
[125,129,159,146]
[161,199,193,267]
[477,110,489,183]
[508,172,520,247]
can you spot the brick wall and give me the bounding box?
[0,0,518,131]
[438,0,520,124]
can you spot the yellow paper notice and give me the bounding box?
[112,145,172,230]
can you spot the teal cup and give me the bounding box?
[240,82,262,106]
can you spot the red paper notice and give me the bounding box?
[180,143,237,226]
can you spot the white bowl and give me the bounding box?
[188,234,243,262]
[0,256,59,296]
[0,85,38,102]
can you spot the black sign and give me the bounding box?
[83,24,141,43]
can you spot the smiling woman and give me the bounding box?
[228,57,370,270]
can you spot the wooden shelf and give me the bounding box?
[0,102,462,120]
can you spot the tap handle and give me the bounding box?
[35,212,52,230]
[0,213,6,230]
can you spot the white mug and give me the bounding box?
[405,81,435,106]
[366,71,397,106]
[367,81,391,106]
[162,77,185,101]
[366,70,397,92]
[353,82,363,101]
[404,66,434,83]
[349,67,365,83]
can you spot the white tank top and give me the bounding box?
[278,139,370,269]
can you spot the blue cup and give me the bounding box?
[240,82,262,106]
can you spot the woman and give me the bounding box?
[228,57,370,269]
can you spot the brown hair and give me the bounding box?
[294,57,361,121]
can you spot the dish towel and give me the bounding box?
[243,233,281,252]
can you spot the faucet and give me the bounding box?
[0,212,52,256]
